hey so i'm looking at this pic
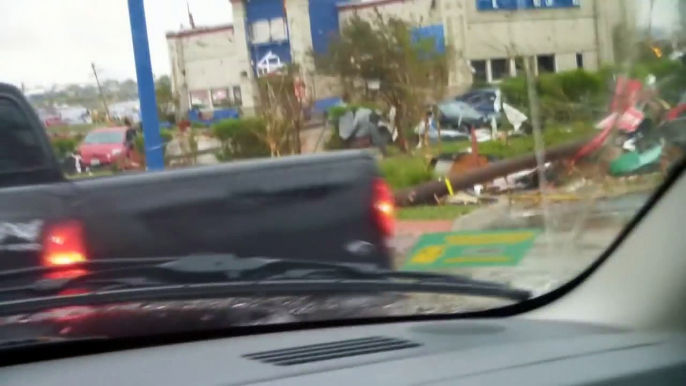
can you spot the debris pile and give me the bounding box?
[396,74,684,207]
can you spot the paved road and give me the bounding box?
[392,192,651,313]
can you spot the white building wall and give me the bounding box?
[463,0,597,77]
[285,0,314,71]
[337,0,472,94]
[330,0,636,87]
[338,0,435,25]
[230,1,260,115]
[214,0,636,110]
[166,24,258,116]
[465,0,635,74]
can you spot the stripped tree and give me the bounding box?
[255,64,308,156]
[313,12,451,152]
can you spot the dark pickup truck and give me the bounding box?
[0,83,394,274]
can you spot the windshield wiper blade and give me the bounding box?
[0,254,532,315]
[0,336,107,351]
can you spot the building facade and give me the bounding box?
[166,24,256,115]
[167,0,636,115]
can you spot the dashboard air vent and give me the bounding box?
[243,336,420,366]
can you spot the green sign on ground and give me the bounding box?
[402,229,541,271]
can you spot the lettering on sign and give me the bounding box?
[478,0,580,11]
[445,232,536,246]
[462,246,506,256]
[410,245,446,265]
[403,229,541,270]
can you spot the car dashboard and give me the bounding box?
[2,318,686,385]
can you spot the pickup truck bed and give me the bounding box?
[0,83,392,273]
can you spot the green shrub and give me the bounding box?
[500,69,606,125]
[191,121,208,129]
[477,121,595,158]
[327,105,352,123]
[438,121,595,159]
[323,132,347,150]
[379,156,434,190]
[212,118,271,160]
[134,129,174,158]
[594,60,686,106]
[51,137,78,159]
[557,70,603,101]
[499,76,527,107]
[642,60,686,105]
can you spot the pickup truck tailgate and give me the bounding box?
[72,151,391,268]
[0,184,76,271]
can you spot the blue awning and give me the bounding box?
[312,97,343,114]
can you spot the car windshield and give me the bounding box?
[82,131,124,144]
[2,0,686,346]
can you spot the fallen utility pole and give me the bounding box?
[91,62,111,120]
[394,138,592,207]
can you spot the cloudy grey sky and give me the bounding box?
[636,0,680,31]
[0,0,679,88]
[0,0,233,88]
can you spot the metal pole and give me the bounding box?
[91,63,111,120]
[393,138,591,207]
[127,0,164,171]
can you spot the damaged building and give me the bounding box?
[166,0,636,115]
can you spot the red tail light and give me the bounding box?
[372,178,396,238]
[42,221,87,267]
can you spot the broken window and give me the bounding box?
[233,86,242,106]
[537,54,556,73]
[250,20,271,44]
[490,58,509,81]
[189,90,211,109]
[513,57,525,76]
[270,18,287,41]
[576,53,584,69]
[211,89,233,108]
[471,60,487,83]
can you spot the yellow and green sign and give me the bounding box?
[402,229,541,270]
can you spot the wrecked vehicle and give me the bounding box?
[413,101,490,147]
[577,74,686,177]
[414,95,529,147]
[454,87,503,125]
[437,100,490,132]
[336,107,394,155]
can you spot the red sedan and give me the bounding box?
[77,126,140,169]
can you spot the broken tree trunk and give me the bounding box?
[394,138,592,207]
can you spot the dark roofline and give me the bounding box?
[337,0,407,11]
[166,24,234,39]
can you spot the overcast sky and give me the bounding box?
[0,0,233,88]
[0,0,678,88]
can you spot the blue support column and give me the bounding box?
[127,0,164,171]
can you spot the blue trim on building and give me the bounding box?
[244,0,286,20]
[308,0,341,55]
[312,97,343,114]
[412,25,446,55]
[476,0,580,11]
[243,0,292,75]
